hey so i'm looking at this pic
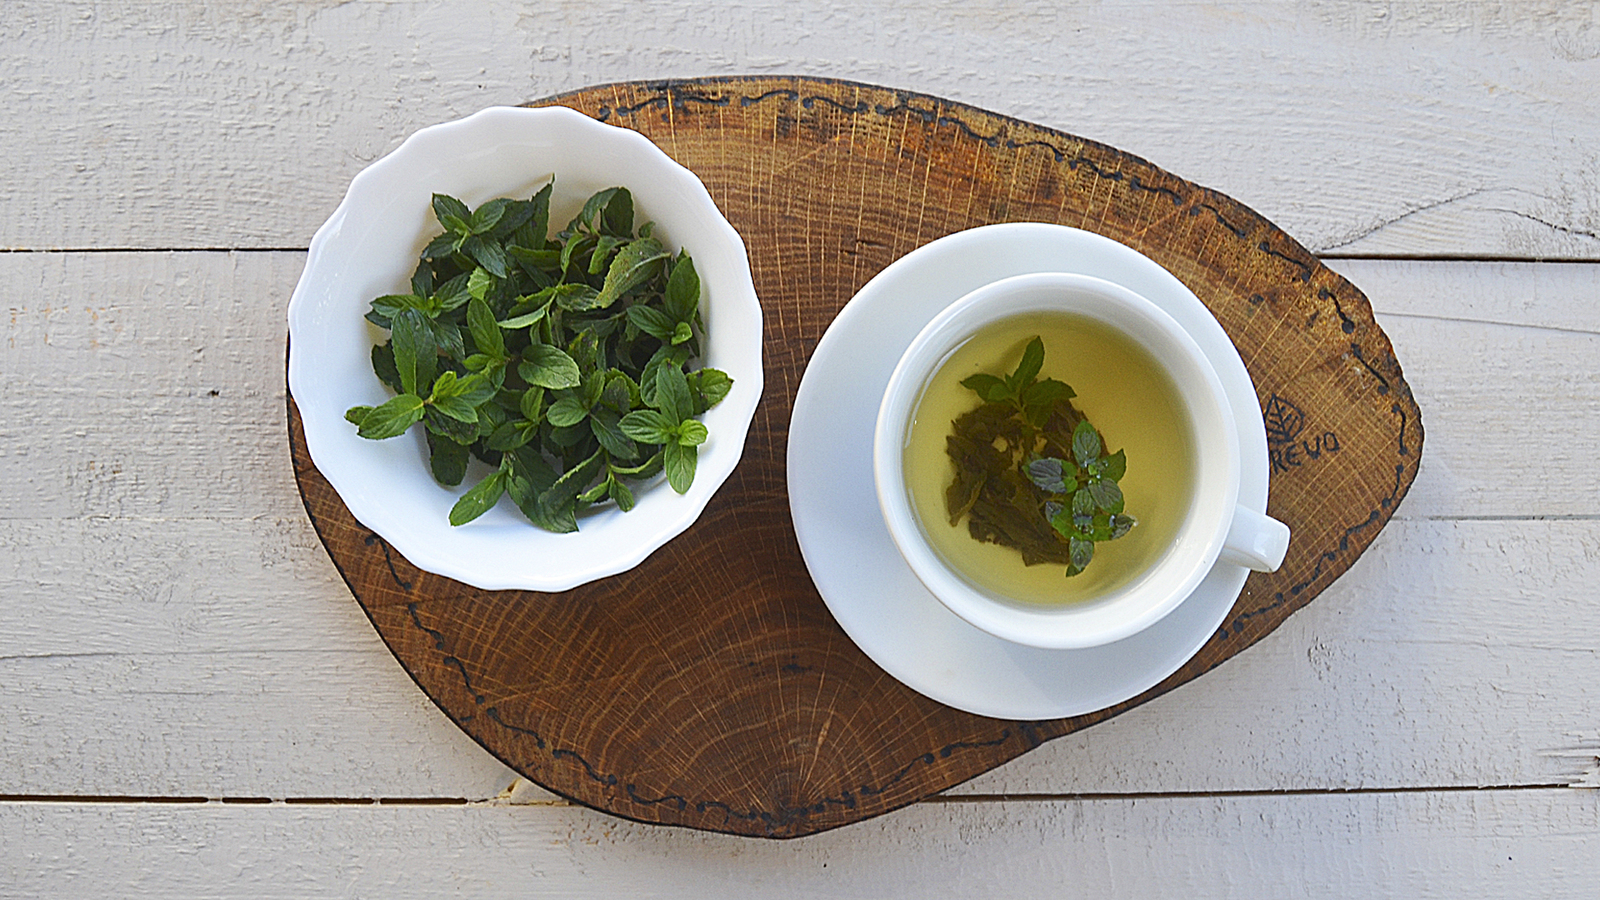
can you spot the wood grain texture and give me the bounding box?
[289,77,1421,837]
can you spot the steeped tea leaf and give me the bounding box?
[946,336,1134,578]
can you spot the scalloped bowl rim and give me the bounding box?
[287,106,764,592]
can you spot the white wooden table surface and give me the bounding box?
[3,2,1598,896]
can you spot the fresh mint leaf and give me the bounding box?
[587,235,623,275]
[653,362,692,423]
[433,273,471,311]
[601,188,633,237]
[485,419,536,451]
[467,198,508,234]
[423,231,458,261]
[453,373,495,407]
[520,183,551,250]
[390,309,436,397]
[519,344,582,390]
[425,317,464,362]
[676,420,708,447]
[546,396,589,428]
[608,477,636,512]
[426,432,469,486]
[595,237,668,309]
[449,470,507,526]
[589,409,637,459]
[540,448,604,510]
[663,440,696,494]
[431,394,479,424]
[369,339,403,389]
[422,405,479,444]
[600,371,635,412]
[356,393,425,439]
[466,267,495,303]
[467,297,506,360]
[640,344,691,407]
[511,477,579,533]
[519,386,545,423]
[466,237,508,279]
[626,304,675,341]
[577,476,613,504]
[550,283,602,312]
[664,253,699,323]
[619,409,675,444]
[432,193,470,226]
[496,304,549,330]
[687,368,733,413]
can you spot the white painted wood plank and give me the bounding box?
[2,514,1594,799]
[1377,312,1599,519]
[0,251,304,521]
[0,647,518,801]
[1327,258,1600,335]
[1,790,1595,898]
[3,253,1597,522]
[2,1,1598,258]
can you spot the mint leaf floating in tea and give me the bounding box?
[945,336,1135,577]
[344,182,732,531]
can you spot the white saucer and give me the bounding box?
[786,223,1270,720]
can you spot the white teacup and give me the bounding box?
[873,272,1290,650]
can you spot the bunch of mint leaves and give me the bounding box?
[343,183,732,532]
[944,336,1133,577]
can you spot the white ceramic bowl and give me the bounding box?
[287,106,764,592]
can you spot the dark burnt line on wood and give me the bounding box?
[1393,404,1412,458]
[1320,287,1358,334]
[366,532,413,592]
[405,602,446,651]
[740,88,799,106]
[1258,240,1314,282]
[803,95,870,113]
[1349,342,1393,394]
[617,730,1018,835]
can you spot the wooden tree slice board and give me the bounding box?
[288,76,1423,838]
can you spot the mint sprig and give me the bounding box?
[1026,421,1136,577]
[946,336,1134,577]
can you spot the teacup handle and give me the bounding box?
[1218,505,1291,572]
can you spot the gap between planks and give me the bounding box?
[0,783,1585,807]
